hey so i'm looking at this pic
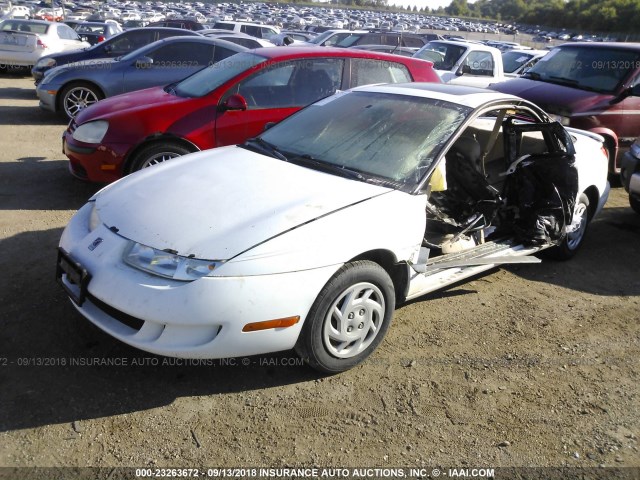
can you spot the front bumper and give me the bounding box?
[58,203,340,359]
[32,67,46,83]
[0,51,44,68]
[63,130,130,183]
[36,84,58,113]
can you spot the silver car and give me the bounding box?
[36,36,246,119]
[0,19,89,69]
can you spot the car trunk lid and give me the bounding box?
[0,30,38,53]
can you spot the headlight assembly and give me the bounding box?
[35,57,57,69]
[123,242,224,281]
[72,120,109,144]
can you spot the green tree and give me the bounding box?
[446,0,470,16]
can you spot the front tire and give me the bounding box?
[60,82,103,119]
[128,142,193,173]
[546,193,590,260]
[295,261,395,374]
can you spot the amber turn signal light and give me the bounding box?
[242,316,300,332]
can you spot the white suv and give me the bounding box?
[212,21,279,39]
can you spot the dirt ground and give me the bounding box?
[0,72,638,480]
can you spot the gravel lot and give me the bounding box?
[0,72,638,480]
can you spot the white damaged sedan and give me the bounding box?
[57,83,610,373]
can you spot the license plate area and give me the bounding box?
[56,248,92,306]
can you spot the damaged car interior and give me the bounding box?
[424,104,579,260]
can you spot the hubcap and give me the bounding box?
[323,282,385,359]
[141,152,181,169]
[64,87,99,117]
[567,202,588,250]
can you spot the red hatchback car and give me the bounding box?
[63,47,440,183]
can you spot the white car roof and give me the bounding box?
[429,39,502,54]
[504,49,548,57]
[352,83,523,109]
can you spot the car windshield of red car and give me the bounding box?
[174,52,267,98]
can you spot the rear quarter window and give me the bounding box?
[349,59,412,87]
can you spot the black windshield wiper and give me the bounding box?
[242,138,289,162]
[548,75,579,86]
[290,154,365,181]
[522,71,541,80]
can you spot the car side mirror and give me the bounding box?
[456,64,471,76]
[135,56,153,69]
[263,121,276,131]
[221,94,247,112]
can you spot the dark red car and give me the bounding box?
[491,42,640,176]
[63,47,440,183]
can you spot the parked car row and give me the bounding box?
[4,14,640,185]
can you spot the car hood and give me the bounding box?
[94,146,393,259]
[44,57,118,82]
[75,85,180,122]
[36,48,91,66]
[492,77,613,115]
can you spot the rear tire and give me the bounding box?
[546,193,590,260]
[128,142,193,173]
[295,261,395,374]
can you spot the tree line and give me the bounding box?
[443,0,640,34]
[325,0,640,34]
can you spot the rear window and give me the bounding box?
[75,24,107,34]
[350,59,412,87]
[0,20,48,34]
[213,22,235,31]
[402,36,425,48]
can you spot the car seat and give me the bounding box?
[430,135,501,225]
[291,68,333,105]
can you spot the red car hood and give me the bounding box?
[492,77,614,116]
[75,86,185,122]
